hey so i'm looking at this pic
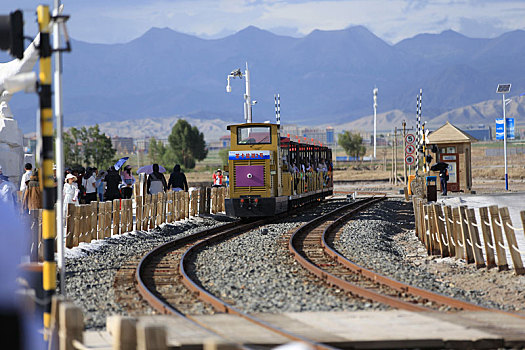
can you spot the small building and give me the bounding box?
[111,136,134,153]
[427,122,476,193]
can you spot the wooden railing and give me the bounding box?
[412,197,525,275]
[27,187,228,258]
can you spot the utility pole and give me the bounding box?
[403,121,407,185]
[373,88,378,159]
[394,127,398,186]
[53,0,65,297]
[37,4,55,335]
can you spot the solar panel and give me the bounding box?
[497,84,511,93]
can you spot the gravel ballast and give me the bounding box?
[63,217,233,329]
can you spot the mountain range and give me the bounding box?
[3,25,525,134]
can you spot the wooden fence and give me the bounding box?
[412,197,525,275]
[28,187,228,258]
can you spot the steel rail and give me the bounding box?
[321,203,525,319]
[136,200,343,349]
[178,219,340,350]
[288,197,438,312]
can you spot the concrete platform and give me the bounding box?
[84,310,525,349]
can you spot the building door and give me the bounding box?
[440,153,459,192]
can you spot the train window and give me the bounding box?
[237,126,272,144]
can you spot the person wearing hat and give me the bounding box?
[212,168,223,187]
[63,173,79,216]
[120,165,135,199]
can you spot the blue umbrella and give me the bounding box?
[114,157,129,170]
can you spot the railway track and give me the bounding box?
[117,195,525,349]
[132,202,346,349]
[288,196,509,314]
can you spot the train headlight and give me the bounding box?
[247,173,252,179]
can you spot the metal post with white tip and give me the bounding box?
[226,62,254,123]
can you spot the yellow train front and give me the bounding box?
[225,122,333,217]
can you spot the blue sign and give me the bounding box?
[495,118,515,140]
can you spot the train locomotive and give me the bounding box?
[225,122,333,217]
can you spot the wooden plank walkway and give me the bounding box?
[84,310,525,349]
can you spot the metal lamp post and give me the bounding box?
[373,88,378,159]
[497,83,511,190]
[227,62,254,123]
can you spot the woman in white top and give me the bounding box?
[82,167,97,204]
[63,173,79,216]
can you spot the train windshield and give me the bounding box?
[237,126,271,144]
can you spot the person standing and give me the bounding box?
[120,165,135,199]
[20,163,32,200]
[63,173,79,216]
[0,166,17,208]
[212,169,223,187]
[147,164,167,194]
[439,167,449,196]
[22,170,41,212]
[167,164,188,192]
[95,170,106,201]
[82,167,97,204]
[104,166,122,201]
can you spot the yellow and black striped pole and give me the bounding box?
[37,5,56,334]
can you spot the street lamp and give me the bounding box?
[373,88,378,159]
[226,62,254,123]
[496,83,511,190]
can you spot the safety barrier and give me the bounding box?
[412,197,525,275]
[27,187,228,258]
[47,295,237,350]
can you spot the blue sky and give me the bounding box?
[3,0,525,44]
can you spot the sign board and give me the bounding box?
[405,133,415,144]
[405,144,415,154]
[229,150,270,160]
[405,154,415,165]
[495,118,515,140]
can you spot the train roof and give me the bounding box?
[227,122,280,130]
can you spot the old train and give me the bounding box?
[225,122,333,217]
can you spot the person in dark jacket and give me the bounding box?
[439,167,449,196]
[167,164,188,192]
[104,166,122,201]
[147,164,168,194]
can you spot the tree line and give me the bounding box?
[63,119,207,171]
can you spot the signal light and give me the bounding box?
[0,10,24,59]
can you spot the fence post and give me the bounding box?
[206,187,211,214]
[199,188,205,216]
[219,187,225,212]
[112,199,120,236]
[422,205,431,254]
[432,204,448,257]
[90,202,98,241]
[412,197,420,238]
[443,205,456,257]
[65,204,75,249]
[59,302,83,350]
[136,323,167,350]
[136,196,143,230]
[107,316,137,350]
[488,205,509,271]
[97,202,105,240]
[458,206,474,263]
[104,202,112,238]
[184,191,189,219]
[72,205,80,247]
[466,208,485,269]
[427,205,438,255]
[479,207,496,269]
[174,192,180,221]
[452,207,464,260]
[499,207,525,275]
[211,187,217,214]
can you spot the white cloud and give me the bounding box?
[4,0,525,44]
